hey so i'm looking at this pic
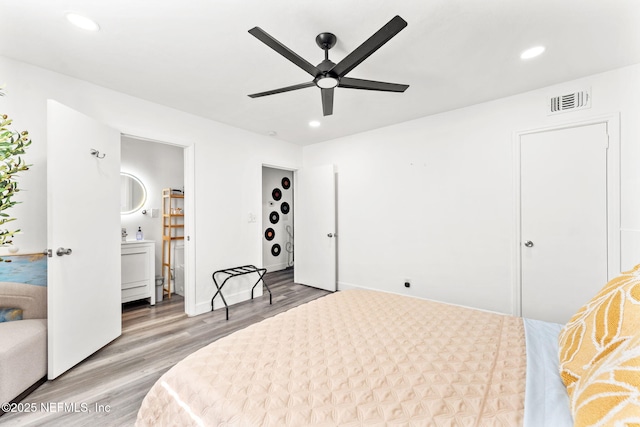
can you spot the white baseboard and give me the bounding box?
[192,287,264,317]
[264,262,291,272]
[193,301,211,317]
[339,281,506,315]
[337,281,384,292]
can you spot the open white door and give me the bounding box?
[47,100,122,379]
[294,165,336,291]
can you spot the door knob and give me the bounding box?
[56,247,73,256]
[524,241,534,248]
[327,233,334,238]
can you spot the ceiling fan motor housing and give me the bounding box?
[315,34,339,87]
[315,32,337,50]
[315,33,339,85]
[315,59,338,87]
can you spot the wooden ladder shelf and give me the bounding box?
[161,188,184,299]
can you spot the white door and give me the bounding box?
[520,123,608,324]
[47,100,122,379]
[294,165,336,291]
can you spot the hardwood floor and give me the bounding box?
[1,268,329,427]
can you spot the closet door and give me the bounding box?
[520,123,608,324]
[47,100,122,379]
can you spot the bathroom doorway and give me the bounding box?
[262,166,294,274]
[120,135,186,314]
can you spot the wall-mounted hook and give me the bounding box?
[90,148,106,159]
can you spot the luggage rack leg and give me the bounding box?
[211,277,231,320]
[250,268,271,305]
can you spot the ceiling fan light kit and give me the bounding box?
[248,15,410,116]
[315,75,339,89]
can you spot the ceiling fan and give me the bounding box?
[247,15,409,116]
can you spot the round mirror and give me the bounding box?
[120,172,147,214]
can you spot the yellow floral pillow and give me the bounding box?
[558,263,640,398]
[570,334,640,427]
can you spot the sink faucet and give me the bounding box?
[121,228,128,242]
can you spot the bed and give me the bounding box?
[136,265,640,426]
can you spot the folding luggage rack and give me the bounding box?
[211,265,271,320]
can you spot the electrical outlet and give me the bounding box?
[404,279,411,288]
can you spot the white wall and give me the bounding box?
[0,56,302,315]
[120,136,184,279]
[4,54,639,317]
[303,64,640,315]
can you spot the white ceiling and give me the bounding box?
[1,0,639,145]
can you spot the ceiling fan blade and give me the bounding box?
[248,81,315,98]
[330,15,407,78]
[321,88,334,116]
[249,27,320,77]
[338,77,409,92]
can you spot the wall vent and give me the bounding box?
[549,90,591,115]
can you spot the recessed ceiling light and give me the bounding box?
[66,13,100,31]
[520,46,545,60]
[309,121,321,128]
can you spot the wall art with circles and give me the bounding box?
[264,227,275,241]
[262,168,294,269]
[271,244,281,256]
[281,177,291,190]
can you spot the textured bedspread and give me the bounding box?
[136,290,526,426]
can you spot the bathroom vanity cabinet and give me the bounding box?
[121,240,156,305]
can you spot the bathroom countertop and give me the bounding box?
[121,239,155,245]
